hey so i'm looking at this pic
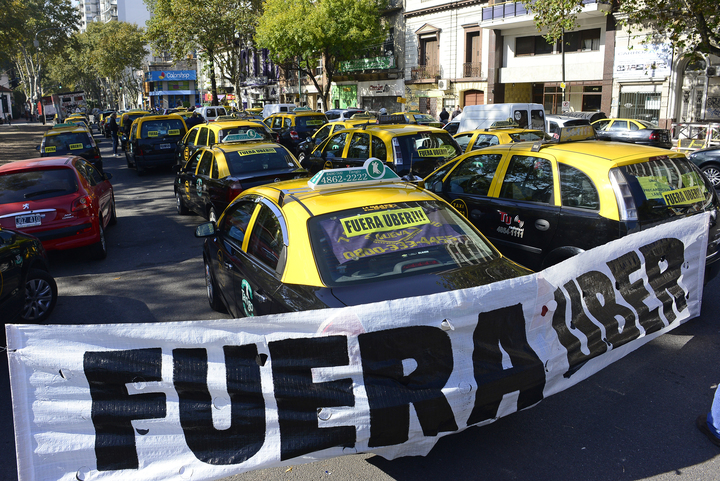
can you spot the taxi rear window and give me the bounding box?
[43,132,93,153]
[508,131,546,142]
[218,126,272,142]
[0,168,78,204]
[308,200,498,286]
[295,116,326,128]
[224,148,297,175]
[617,156,715,223]
[396,132,461,164]
[140,119,186,138]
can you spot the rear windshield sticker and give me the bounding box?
[662,186,705,206]
[321,209,461,263]
[340,207,429,238]
[147,131,159,137]
[306,119,324,126]
[44,146,56,153]
[236,148,277,156]
[417,146,455,157]
[681,171,705,188]
[69,143,83,150]
[169,129,180,135]
[637,176,671,199]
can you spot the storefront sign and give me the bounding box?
[340,56,395,72]
[147,70,197,82]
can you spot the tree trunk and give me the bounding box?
[209,51,218,107]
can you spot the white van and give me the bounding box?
[261,103,296,119]
[457,103,545,133]
[195,106,227,122]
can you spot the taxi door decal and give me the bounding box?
[241,279,255,317]
[196,178,203,196]
[450,199,468,218]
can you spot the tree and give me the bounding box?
[255,0,388,110]
[5,0,78,121]
[145,0,261,106]
[615,0,719,58]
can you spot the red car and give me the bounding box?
[0,156,116,259]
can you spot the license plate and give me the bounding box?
[159,143,172,150]
[15,214,42,228]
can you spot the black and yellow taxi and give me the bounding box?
[119,110,149,150]
[37,123,103,173]
[392,111,444,128]
[453,122,547,153]
[194,159,530,317]
[174,132,307,223]
[126,114,188,175]
[263,110,328,156]
[295,118,374,163]
[176,120,277,165]
[305,115,462,178]
[423,125,720,278]
[65,114,91,130]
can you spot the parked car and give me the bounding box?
[545,114,591,138]
[688,146,720,188]
[324,108,366,123]
[174,132,307,222]
[37,124,103,173]
[119,110,150,151]
[0,227,57,326]
[592,118,672,149]
[454,125,547,153]
[195,160,531,317]
[295,119,374,163]
[392,111,444,128]
[423,125,720,280]
[0,156,116,260]
[126,114,188,175]
[176,120,277,165]
[263,110,328,156]
[194,106,227,122]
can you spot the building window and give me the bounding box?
[516,28,600,57]
[464,30,481,78]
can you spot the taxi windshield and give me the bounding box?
[140,119,185,138]
[224,147,296,175]
[218,126,272,142]
[617,156,715,222]
[308,200,498,286]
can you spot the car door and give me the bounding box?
[127,122,139,164]
[193,150,214,217]
[204,152,228,214]
[213,199,259,318]
[483,154,561,269]
[0,230,24,320]
[316,131,350,169]
[235,201,289,316]
[75,159,112,224]
[179,150,203,214]
[343,132,371,166]
[180,127,200,163]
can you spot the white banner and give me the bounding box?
[7,214,709,481]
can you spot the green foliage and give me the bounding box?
[616,0,720,57]
[255,0,387,107]
[522,0,586,44]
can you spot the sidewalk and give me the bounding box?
[0,120,54,165]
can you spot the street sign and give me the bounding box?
[562,101,570,113]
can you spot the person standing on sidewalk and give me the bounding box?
[698,386,720,447]
[108,113,119,157]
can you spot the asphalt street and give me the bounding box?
[1,122,720,480]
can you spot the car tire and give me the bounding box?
[108,196,118,225]
[209,207,217,223]
[22,268,58,323]
[205,259,227,313]
[91,221,108,260]
[701,164,720,188]
[176,191,189,215]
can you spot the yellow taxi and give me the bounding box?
[177,119,278,164]
[423,125,720,278]
[38,124,103,172]
[392,111,444,128]
[296,118,375,163]
[174,131,307,222]
[194,159,530,317]
[453,122,547,153]
[119,110,150,150]
[63,117,92,132]
[125,114,188,174]
[263,110,328,156]
[305,114,462,178]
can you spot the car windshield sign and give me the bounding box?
[307,158,400,190]
[222,130,265,143]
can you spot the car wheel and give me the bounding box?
[701,164,720,188]
[22,269,58,323]
[91,221,108,260]
[176,191,189,215]
[209,207,217,223]
[109,196,118,225]
[205,259,227,313]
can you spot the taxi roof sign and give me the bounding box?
[222,130,264,143]
[558,125,596,142]
[307,158,400,191]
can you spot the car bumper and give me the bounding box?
[136,153,177,168]
[29,221,100,251]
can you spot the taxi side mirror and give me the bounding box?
[195,222,216,238]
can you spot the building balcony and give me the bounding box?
[480,0,610,28]
[411,64,440,80]
[463,62,482,78]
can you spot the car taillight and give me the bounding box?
[72,195,91,212]
[228,182,243,202]
[609,168,638,221]
[649,132,659,140]
[290,130,299,141]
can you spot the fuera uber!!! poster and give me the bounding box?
[6,214,710,481]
